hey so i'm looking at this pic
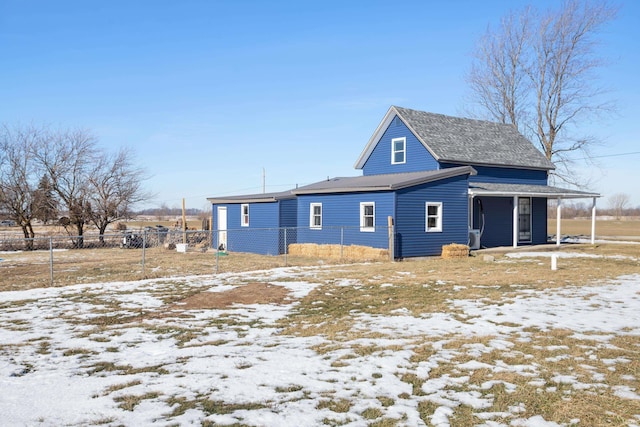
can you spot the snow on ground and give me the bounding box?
[1,261,640,426]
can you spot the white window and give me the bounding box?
[425,202,442,232]
[360,202,375,232]
[310,203,322,229]
[391,137,406,164]
[240,204,249,227]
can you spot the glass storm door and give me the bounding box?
[518,197,532,242]
[217,207,227,250]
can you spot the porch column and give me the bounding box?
[556,198,562,246]
[591,197,597,244]
[513,196,518,248]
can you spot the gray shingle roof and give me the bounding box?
[293,166,475,195]
[355,106,555,171]
[469,182,599,199]
[207,190,295,204]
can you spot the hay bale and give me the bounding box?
[441,243,469,259]
[287,242,388,261]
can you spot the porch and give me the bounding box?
[468,183,600,249]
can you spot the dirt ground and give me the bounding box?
[174,282,293,310]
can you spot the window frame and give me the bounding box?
[240,204,249,227]
[360,202,375,232]
[425,202,443,232]
[391,137,406,165]
[309,203,322,229]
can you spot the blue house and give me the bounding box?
[207,191,297,255]
[208,106,599,258]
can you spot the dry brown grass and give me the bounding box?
[549,218,640,238]
[2,241,637,295]
[280,243,640,340]
[0,247,346,292]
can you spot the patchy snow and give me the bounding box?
[1,264,639,426]
[505,250,638,261]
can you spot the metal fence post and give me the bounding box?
[49,237,54,286]
[142,230,147,277]
[284,227,288,267]
[340,227,344,259]
[214,228,219,274]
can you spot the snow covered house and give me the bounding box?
[207,106,599,258]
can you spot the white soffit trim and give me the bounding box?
[468,189,600,199]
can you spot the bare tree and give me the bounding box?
[32,175,59,224]
[467,8,532,128]
[0,125,42,249]
[34,128,99,247]
[466,1,617,186]
[87,147,151,243]
[608,192,630,219]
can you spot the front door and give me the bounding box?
[518,197,532,242]
[217,207,227,251]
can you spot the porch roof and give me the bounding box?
[468,182,600,199]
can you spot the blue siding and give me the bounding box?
[362,115,439,176]
[472,196,548,248]
[472,197,513,248]
[532,198,548,244]
[211,202,282,255]
[442,163,548,185]
[279,198,298,253]
[296,192,394,249]
[395,175,469,258]
[279,199,298,227]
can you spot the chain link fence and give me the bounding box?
[0,226,393,289]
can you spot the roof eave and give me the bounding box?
[391,166,476,190]
[440,159,555,171]
[294,166,476,195]
[293,186,392,195]
[207,191,296,204]
[207,197,279,204]
[468,189,600,199]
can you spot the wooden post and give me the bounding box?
[388,216,394,261]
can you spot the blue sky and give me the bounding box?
[1,1,639,210]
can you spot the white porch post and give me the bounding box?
[556,198,562,246]
[591,197,597,244]
[513,196,518,248]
